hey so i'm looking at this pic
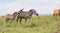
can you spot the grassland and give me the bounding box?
[0,16,60,33]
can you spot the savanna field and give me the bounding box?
[0,16,60,33]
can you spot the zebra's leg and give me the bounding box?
[18,18,22,25]
[19,18,22,22]
[16,17,19,22]
[25,19,27,23]
[5,18,9,23]
[10,19,14,23]
[5,19,8,22]
[29,16,32,22]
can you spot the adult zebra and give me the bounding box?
[17,9,38,23]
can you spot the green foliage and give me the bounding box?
[0,16,59,33]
